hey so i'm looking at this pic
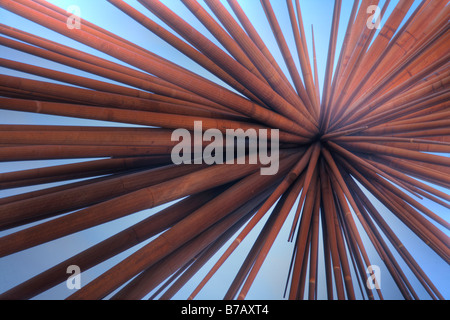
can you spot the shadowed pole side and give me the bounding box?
[111,187,274,300]
[65,154,300,299]
[0,187,226,300]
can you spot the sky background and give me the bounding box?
[0,0,448,300]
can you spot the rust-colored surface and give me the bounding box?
[0,0,448,300]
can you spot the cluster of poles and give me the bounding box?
[0,0,448,300]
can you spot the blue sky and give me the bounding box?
[0,0,448,300]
